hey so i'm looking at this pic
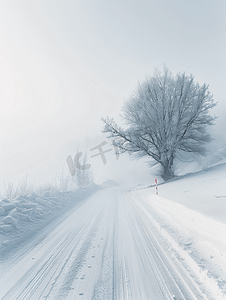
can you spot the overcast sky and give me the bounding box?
[0,0,225,190]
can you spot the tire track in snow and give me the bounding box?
[46,219,99,299]
[126,192,210,300]
[1,195,102,300]
[91,190,116,300]
[113,193,133,300]
[121,193,172,299]
[0,187,213,299]
[0,196,92,277]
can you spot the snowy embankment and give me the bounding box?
[0,183,103,256]
[132,162,226,299]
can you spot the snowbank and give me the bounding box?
[133,163,226,299]
[0,183,101,257]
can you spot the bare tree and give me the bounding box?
[52,167,75,192]
[66,147,94,188]
[75,150,94,188]
[4,181,18,199]
[102,67,217,180]
[18,173,35,195]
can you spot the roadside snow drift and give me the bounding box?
[0,184,101,256]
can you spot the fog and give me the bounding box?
[0,0,225,193]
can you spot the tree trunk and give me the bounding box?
[162,158,174,181]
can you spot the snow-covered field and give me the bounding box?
[0,165,225,299]
[132,162,226,299]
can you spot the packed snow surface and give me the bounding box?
[0,165,225,299]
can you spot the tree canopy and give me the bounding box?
[102,67,217,180]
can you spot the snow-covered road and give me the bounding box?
[0,187,210,299]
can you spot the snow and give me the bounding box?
[132,162,226,299]
[0,183,101,256]
[153,162,226,224]
[0,186,205,300]
[0,164,225,299]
